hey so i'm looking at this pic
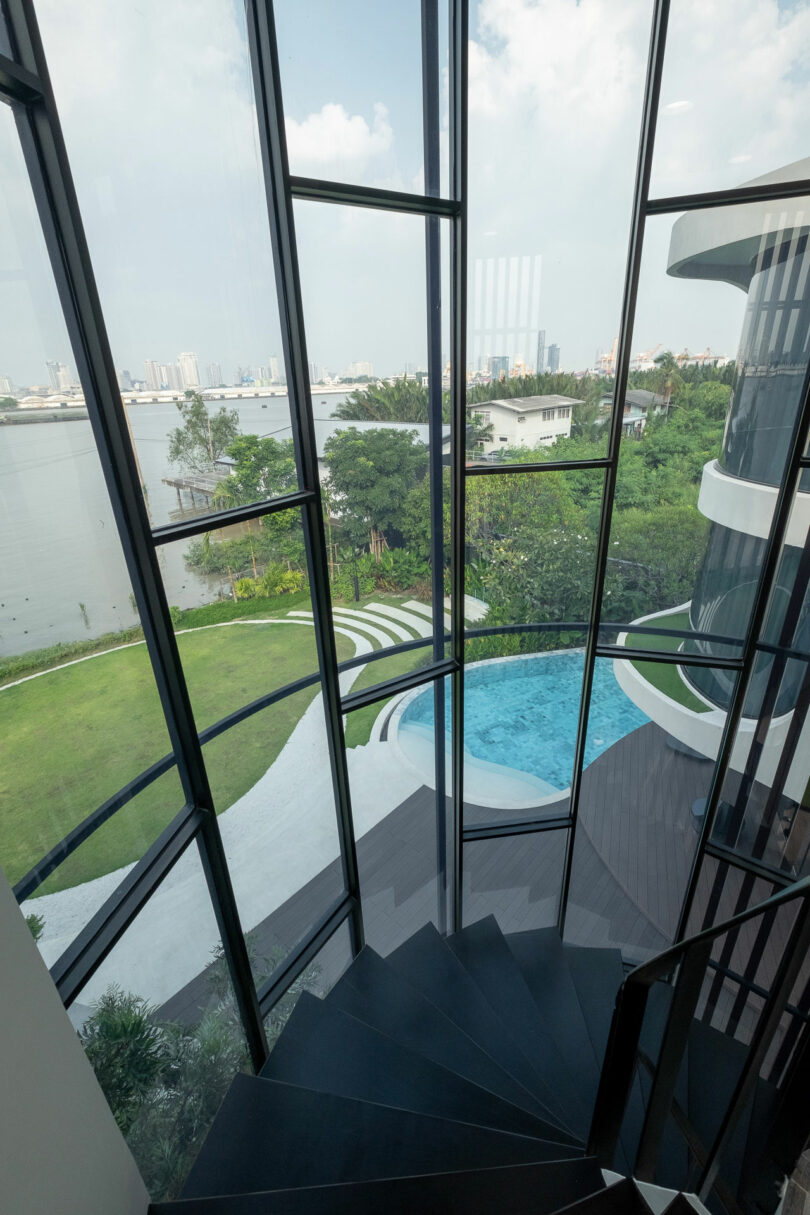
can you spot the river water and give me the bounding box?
[0,394,348,657]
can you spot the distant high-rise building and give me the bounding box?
[490,355,509,380]
[117,369,132,391]
[347,361,373,379]
[0,374,12,394]
[547,344,560,374]
[46,360,72,391]
[269,356,280,382]
[177,352,200,388]
[162,363,184,391]
[207,362,222,388]
[145,360,162,390]
[308,361,320,384]
[536,330,546,374]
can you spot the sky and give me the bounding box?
[2,0,810,387]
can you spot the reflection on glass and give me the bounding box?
[565,657,731,954]
[264,920,353,1054]
[463,829,566,933]
[207,687,346,988]
[0,12,12,57]
[73,843,247,1201]
[651,3,810,197]
[36,0,294,527]
[0,104,181,947]
[274,0,431,189]
[467,0,649,455]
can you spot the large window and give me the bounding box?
[3,0,810,1200]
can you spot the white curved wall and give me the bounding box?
[698,459,810,547]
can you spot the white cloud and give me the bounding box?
[285,102,393,172]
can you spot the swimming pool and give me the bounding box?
[395,650,649,800]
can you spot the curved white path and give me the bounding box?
[22,605,441,1007]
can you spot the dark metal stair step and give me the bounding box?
[386,921,577,1134]
[505,928,602,1104]
[327,944,567,1136]
[447,917,591,1139]
[552,1177,657,1215]
[180,1073,588,1200]
[157,1156,606,1215]
[260,990,582,1145]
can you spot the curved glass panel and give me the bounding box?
[73,843,246,1202]
[35,0,296,527]
[650,0,810,199]
[0,102,180,909]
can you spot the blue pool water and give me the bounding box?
[399,651,650,791]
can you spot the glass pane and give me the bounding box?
[20,776,186,969]
[651,1,810,197]
[601,199,810,658]
[354,700,445,952]
[466,468,601,646]
[275,0,433,190]
[264,919,353,1053]
[467,0,651,448]
[463,828,566,933]
[205,686,346,988]
[72,843,247,1202]
[565,656,730,957]
[294,200,449,689]
[35,0,296,526]
[0,104,181,907]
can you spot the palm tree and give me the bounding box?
[653,351,684,418]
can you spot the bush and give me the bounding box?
[234,577,258,600]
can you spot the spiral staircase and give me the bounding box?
[148,912,794,1215]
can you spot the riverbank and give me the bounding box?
[0,406,88,424]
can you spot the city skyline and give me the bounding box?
[4,1,807,386]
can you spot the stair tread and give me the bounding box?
[553,1177,655,1215]
[181,1074,588,1199]
[506,928,602,1101]
[329,945,566,1133]
[260,990,581,1144]
[447,917,591,1137]
[159,1157,606,1215]
[386,921,573,1130]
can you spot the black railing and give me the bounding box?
[588,874,810,1201]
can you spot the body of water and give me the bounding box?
[0,394,350,656]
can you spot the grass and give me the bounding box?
[2,589,424,897]
[626,609,711,714]
[2,619,352,895]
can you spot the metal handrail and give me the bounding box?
[588,874,810,1202]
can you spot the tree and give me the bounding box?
[0,395,18,409]
[652,351,684,417]
[167,391,239,473]
[332,378,433,423]
[211,434,297,507]
[324,426,429,554]
[466,412,495,455]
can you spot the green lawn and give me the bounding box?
[626,610,711,714]
[2,590,425,897]
[2,620,352,895]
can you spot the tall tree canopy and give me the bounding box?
[167,391,239,473]
[324,426,428,552]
